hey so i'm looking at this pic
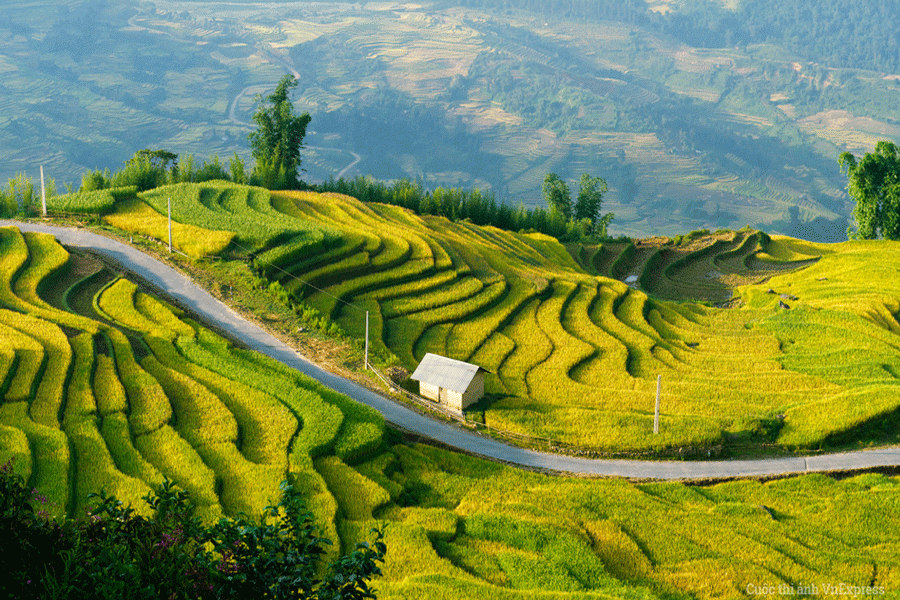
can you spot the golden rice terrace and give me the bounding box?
[98,183,900,454]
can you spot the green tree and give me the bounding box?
[839,141,900,240]
[574,173,614,237]
[542,173,572,221]
[249,75,312,190]
[229,152,248,185]
[80,168,111,192]
[135,149,179,173]
[111,149,178,191]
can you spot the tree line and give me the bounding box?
[3,74,617,243]
[313,172,618,243]
[0,150,249,217]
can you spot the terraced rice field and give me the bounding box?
[135,181,336,264]
[266,192,853,452]
[2,221,900,599]
[103,184,900,453]
[103,197,236,258]
[349,443,900,599]
[0,225,383,533]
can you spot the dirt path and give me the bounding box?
[5,220,900,480]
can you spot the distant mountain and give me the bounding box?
[3,0,897,240]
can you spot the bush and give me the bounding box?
[0,463,386,600]
[80,168,111,192]
[673,228,711,246]
[0,173,38,216]
[111,154,171,192]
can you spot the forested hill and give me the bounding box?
[665,0,900,74]
[435,0,900,74]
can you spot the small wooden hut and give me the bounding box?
[410,353,487,412]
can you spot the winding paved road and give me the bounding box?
[6,220,900,480]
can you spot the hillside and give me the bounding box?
[2,222,900,598]
[7,0,900,240]
[90,183,900,456]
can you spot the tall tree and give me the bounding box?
[839,141,900,240]
[111,148,177,191]
[542,173,572,221]
[574,173,614,236]
[249,75,312,190]
[134,148,178,172]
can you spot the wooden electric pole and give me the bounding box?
[167,197,173,252]
[654,374,661,434]
[40,166,47,216]
[364,310,369,370]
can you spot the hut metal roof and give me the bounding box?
[410,353,486,394]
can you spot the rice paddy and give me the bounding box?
[0,223,385,524]
[103,197,236,258]
[351,443,900,600]
[258,191,899,452]
[3,217,900,599]
[100,184,900,453]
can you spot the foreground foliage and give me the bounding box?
[0,463,385,600]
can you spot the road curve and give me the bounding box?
[6,220,900,480]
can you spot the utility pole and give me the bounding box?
[364,310,369,370]
[654,374,661,434]
[167,196,173,252]
[40,166,47,217]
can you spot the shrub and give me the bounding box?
[80,168,111,192]
[111,153,171,191]
[0,466,386,600]
[0,173,38,215]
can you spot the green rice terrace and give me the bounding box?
[79,180,900,456]
[3,188,900,596]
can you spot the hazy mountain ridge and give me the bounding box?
[3,0,898,240]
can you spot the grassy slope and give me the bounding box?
[2,223,900,599]
[103,186,900,455]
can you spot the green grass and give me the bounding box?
[230,191,900,452]
[139,182,330,256]
[103,198,236,257]
[4,222,900,599]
